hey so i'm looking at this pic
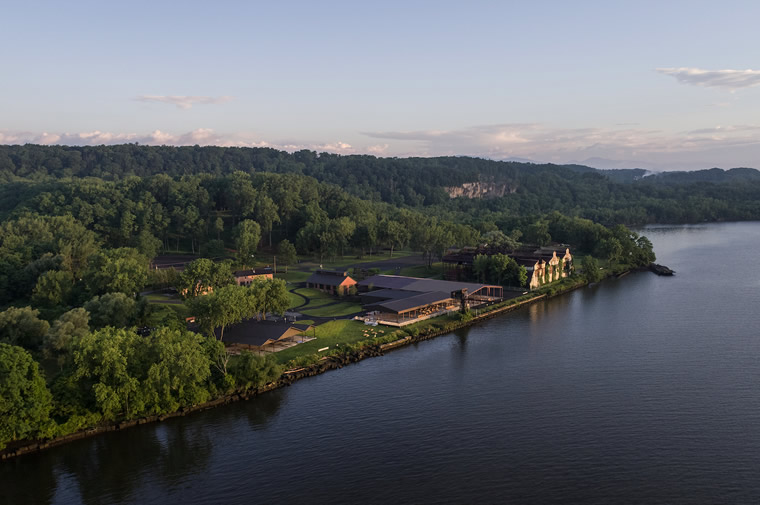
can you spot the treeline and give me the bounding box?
[2,144,760,225]
[0,326,283,450]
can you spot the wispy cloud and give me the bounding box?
[656,67,760,90]
[134,95,234,109]
[361,123,760,169]
[3,123,760,170]
[0,128,357,154]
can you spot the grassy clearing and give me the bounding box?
[277,271,310,283]
[296,250,416,269]
[274,320,371,363]
[144,293,180,303]
[397,263,444,278]
[301,302,363,317]
[286,290,305,309]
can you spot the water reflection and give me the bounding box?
[0,452,57,505]
[51,420,214,505]
[244,389,284,430]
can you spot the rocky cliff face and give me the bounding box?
[445,181,517,199]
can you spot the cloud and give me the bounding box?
[362,123,760,170]
[0,128,359,155]
[134,95,234,109]
[4,122,760,170]
[656,67,760,90]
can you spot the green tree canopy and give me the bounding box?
[84,293,138,328]
[0,343,55,449]
[0,306,50,351]
[277,239,297,273]
[234,220,261,267]
[85,247,148,296]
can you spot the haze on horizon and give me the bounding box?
[3,0,760,171]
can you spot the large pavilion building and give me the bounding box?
[357,275,504,326]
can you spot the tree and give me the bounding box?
[70,327,143,420]
[331,217,356,259]
[525,220,551,246]
[277,240,297,273]
[380,219,409,258]
[597,238,623,266]
[0,343,54,449]
[187,285,253,341]
[44,308,90,365]
[178,258,234,298]
[0,306,50,350]
[582,256,603,283]
[253,278,289,320]
[141,328,212,414]
[473,254,489,283]
[84,293,138,328]
[235,220,261,267]
[230,352,283,389]
[32,269,74,307]
[214,217,224,240]
[85,248,148,296]
[255,194,280,247]
[135,230,162,259]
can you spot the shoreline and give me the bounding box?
[1,273,599,461]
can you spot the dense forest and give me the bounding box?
[2,144,760,225]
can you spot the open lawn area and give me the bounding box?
[286,290,305,309]
[396,263,444,278]
[274,320,396,364]
[296,250,416,269]
[277,271,311,283]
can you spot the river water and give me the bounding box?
[3,222,760,505]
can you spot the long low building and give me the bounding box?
[358,275,503,326]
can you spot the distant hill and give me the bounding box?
[1,144,760,224]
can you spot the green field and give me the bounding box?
[277,271,311,283]
[274,320,384,363]
[286,290,306,309]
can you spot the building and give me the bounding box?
[358,275,504,326]
[305,270,357,294]
[217,319,314,353]
[234,268,274,286]
[443,245,573,290]
[511,247,573,290]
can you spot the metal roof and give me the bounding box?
[366,291,453,314]
[306,272,356,287]
[357,275,486,294]
[214,319,310,346]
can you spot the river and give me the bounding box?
[3,222,760,504]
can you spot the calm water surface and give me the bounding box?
[3,222,760,504]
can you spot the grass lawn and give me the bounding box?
[397,262,444,279]
[277,271,310,283]
[144,293,180,302]
[296,250,417,269]
[301,302,363,317]
[274,320,381,364]
[286,290,306,309]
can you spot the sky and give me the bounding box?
[3,0,760,170]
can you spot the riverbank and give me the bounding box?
[1,274,596,461]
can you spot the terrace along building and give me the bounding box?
[358,275,504,326]
[305,270,358,295]
[234,268,274,286]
